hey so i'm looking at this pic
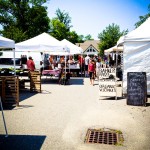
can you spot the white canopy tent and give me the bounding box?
[15,32,69,54]
[0,35,16,70]
[104,45,123,54]
[117,17,150,94]
[0,35,15,49]
[117,36,125,47]
[15,33,70,72]
[60,39,83,54]
[104,45,123,66]
[60,39,83,75]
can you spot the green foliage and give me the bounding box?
[135,4,150,28]
[29,0,49,6]
[67,31,79,44]
[77,35,84,43]
[0,0,50,42]
[49,18,69,40]
[55,8,72,31]
[50,9,80,43]
[26,5,50,38]
[84,34,93,40]
[1,26,28,43]
[98,23,128,57]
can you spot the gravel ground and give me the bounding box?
[0,77,150,150]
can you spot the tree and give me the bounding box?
[135,4,150,28]
[55,8,72,31]
[98,23,128,56]
[0,0,50,42]
[84,34,93,40]
[49,18,69,40]
[50,8,80,43]
[67,31,79,44]
[77,35,84,43]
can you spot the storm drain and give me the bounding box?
[85,128,124,145]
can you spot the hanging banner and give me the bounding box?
[99,68,116,79]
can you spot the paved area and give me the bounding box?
[0,77,150,150]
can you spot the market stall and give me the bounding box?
[60,39,83,76]
[117,17,150,94]
[104,45,123,80]
[15,32,70,79]
[0,36,19,106]
[0,35,15,137]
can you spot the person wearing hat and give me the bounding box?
[26,56,35,71]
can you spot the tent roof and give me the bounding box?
[60,39,83,54]
[117,36,125,46]
[123,17,150,43]
[105,45,123,53]
[0,35,15,49]
[15,32,69,53]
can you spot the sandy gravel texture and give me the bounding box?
[0,77,150,150]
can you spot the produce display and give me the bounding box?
[0,68,29,76]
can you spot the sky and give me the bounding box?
[46,0,150,40]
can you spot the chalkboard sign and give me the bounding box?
[127,72,147,106]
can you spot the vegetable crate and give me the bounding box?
[0,76,19,106]
[29,71,41,93]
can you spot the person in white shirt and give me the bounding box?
[68,55,74,64]
[96,58,101,79]
[84,54,90,77]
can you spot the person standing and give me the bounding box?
[20,55,27,69]
[78,55,85,76]
[26,56,35,71]
[88,59,95,86]
[84,54,90,77]
[96,58,101,80]
[68,55,74,64]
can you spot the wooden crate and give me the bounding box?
[0,76,19,106]
[29,71,41,93]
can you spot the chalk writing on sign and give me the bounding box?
[127,72,147,106]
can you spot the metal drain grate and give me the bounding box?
[85,129,123,145]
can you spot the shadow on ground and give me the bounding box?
[146,102,150,107]
[41,78,59,85]
[69,78,84,85]
[41,77,84,85]
[0,134,46,150]
[1,105,16,110]
[19,89,38,102]
[99,96,124,100]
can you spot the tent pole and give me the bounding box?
[13,48,16,75]
[43,52,45,70]
[0,96,8,137]
[65,55,66,79]
[116,52,118,79]
[69,55,70,73]
[81,54,82,77]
